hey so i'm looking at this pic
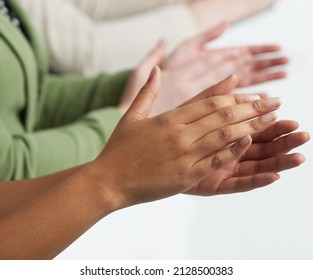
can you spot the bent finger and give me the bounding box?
[191,135,252,181]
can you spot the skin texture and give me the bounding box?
[0,69,309,259]
[120,23,288,115]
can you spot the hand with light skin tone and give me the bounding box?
[120,23,288,116]
[0,69,308,259]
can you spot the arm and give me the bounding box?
[36,70,130,129]
[0,68,307,259]
[68,0,189,20]
[0,106,121,181]
[0,164,85,219]
[188,0,277,32]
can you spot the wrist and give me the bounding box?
[82,159,125,214]
[84,158,127,214]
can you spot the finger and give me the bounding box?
[216,173,280,194]
[187,96,281,138]
[179,74,238,107]
[194,57,242,87]
[249,71,287,85]
[252,120,299,142]
[235,153,305,177]
[191,135,252,181]
[192,112,277,158]
[140,39,167,70]
[253,57,289,71]
[175,94,261,124]
[195,22,228,45]
[122,66,161,122]
[248,45,282,55]
[243,132,310,161]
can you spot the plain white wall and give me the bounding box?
[57,0,313,260]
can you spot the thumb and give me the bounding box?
[196,21,228,45]
[140,39,167,70]
[178,74,238,107]
[206,74,238,96]
[122,66,161,122]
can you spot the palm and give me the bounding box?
[163,24,288,87]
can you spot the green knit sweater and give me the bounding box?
[0,0,131,181]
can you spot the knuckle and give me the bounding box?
[235,95,243,105]
[249,119,260,131]
[205,97,219,111]
[176,137,189,155]
[209,155,222,169]
[218,107,234,122]
[219,127,232,142]
[252,100,265,113]
[157,114,172,128]
[175,164,192,187]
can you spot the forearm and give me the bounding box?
[0,163,112,260]
[189,0,276,32]
[0,164,86,219]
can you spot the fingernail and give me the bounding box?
[305,132,311,141]
[261,112,277,123]
[245,94,261,101]
[263,97,282,108]
[240,135,250,147]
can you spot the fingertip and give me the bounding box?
[148,65,160,82]
[273,173,280,181]
[239,135,252,147]
[258,92,269,99]
[305,132,311,141]
[292,153,306,166]
[223,74,238,89]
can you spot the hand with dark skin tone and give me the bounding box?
[0,69,308,259]
[121,23,288,115]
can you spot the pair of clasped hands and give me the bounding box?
[91,65,309,211]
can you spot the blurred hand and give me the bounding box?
[120,23,288,115]
[186,120,309,196]
[163,23,288,87]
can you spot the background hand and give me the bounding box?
[120,23,288,115]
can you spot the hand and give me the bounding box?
[95,67,281,210]
[186,120,310,196]
[163,24,288,88]
[120,23,287,115]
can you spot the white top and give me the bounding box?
[19,0,196,75]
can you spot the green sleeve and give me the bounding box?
[36,70,131,129]
[0,108,122,181]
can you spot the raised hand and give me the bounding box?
[97,67,281,210]
[185,120,309,196]
[213,45,288,87]
[163,24,288,88]
[120,23,288,116]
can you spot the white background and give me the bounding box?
[57,0,313,260]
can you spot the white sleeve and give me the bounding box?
[69,0,189,21]
[19,0,197,75]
